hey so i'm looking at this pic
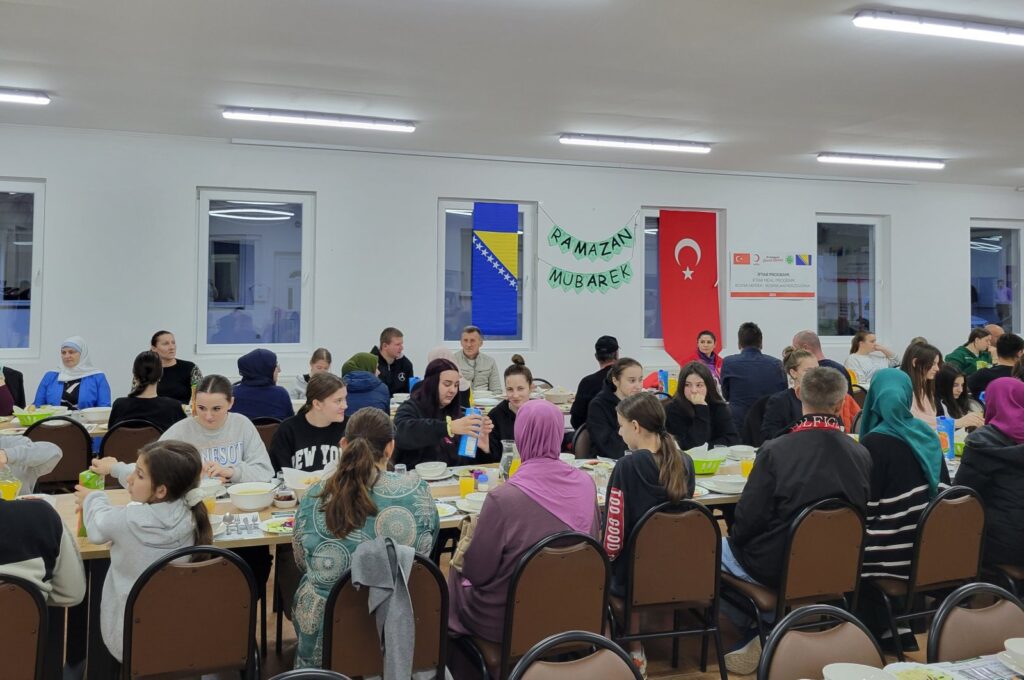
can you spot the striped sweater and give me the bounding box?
[860,432,950,580]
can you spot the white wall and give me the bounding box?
[3,123,1024,399]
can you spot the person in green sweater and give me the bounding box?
[945,328,993,377]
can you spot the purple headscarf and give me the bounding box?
[508,400,596,534]
[984,377,1024,444]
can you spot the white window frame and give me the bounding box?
[195,188,316,356]
[971,218,1023,334]
[0,178,45,359]
[639,206,727,348]
[816,213,891,347]
[436,198,537,350]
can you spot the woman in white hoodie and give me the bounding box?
[76,440,211,663]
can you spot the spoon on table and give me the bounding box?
[224,513,236,536]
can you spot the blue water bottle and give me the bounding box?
[936,415,955,460]
[458,407,482,459]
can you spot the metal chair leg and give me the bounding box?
[879,590,905,662]
[671,609,681,669]
[699,607,710,672]
[714,625,728,680]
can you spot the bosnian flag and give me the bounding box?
[471,202,519,336]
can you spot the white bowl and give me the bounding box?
[559,453,575,464]
[823,663,896,680]
[728,445,757,460]
[1006,638,1024,666]
[705,474,747,494]
[464,491,488,512]
[391,393,411,402]
[79,406,111,423]
[544,390,571,405]
[227,482,275,511]
[274,497,297,509]
[200,478,224,498]
[415,462,448,478]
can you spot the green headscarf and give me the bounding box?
[341,352,378,377]
[859,368,942,495]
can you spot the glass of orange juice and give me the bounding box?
[202,494,217,514]
[459,475,475,497]
[740,458,755,478]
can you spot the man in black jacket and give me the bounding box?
[722,367,872,673]
[569,335,618,430]
[371,326,415,395]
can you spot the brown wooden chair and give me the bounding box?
[722,498,866,645]
[927,582,1024,662]
[571,424,592,459]
[122,546,257,679]
[98,419,162,487]
[508,631,642,680]
[850,384,868,408]
[270,670,352,679]
[252,416,281,453]
[455,531,610,680]
[321,553,448,678]
[757,605,884,680]
[608,501,725,680]
[0,574,47,680]
[863,485,985,661]
[27,416,93,490]
[988,563,1024,596]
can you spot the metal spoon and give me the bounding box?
[224,513,236,535]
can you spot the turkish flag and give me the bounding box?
[659,210,721,366]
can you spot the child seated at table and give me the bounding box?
[75,440,211,664]
[0,434,62,495]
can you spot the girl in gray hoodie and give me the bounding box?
[76,440,212,662]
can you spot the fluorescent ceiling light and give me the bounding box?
[0,87,50,105]
[445,209,473,216]
[209,208,295,221]
[12,241,33,246]
[559,134,711,154]
[817,152,945,170]
[853,10,1024,47]
[223,107,415,133]
[225,200,289,206]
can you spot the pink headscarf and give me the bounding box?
[508,400,596,534]
[984,377,1024,444]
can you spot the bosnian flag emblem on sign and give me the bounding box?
[795,254,812,266]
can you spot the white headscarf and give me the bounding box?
[57,336,105,382]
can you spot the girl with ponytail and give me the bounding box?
[291,407,439,669]
[108,351,189,431]
[603,392,696,674]
[76,440,210,663]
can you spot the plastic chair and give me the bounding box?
[252,416,282,453]
[121,546,258,680]
[532,379,554,390]
[722,498,866,645]
[322,553,448,678]
[927,582,1024,662]
[454,531,610,680]
[850,384,868,408]
[98,419,162,486]
[757,605,884,680]
[0,574,47,680]
[862,485,985,661]
[27,416,93,489]
[508,631,642,680]
[608,501,725,679]
[270,671,352,679]
[571,424,592,459]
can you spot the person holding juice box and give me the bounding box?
[486,355,532,455]
[150,330,202,404]
[75,440,211,663]
[856,368,949,648]
[0,433,61,496]
[393,358,494,468]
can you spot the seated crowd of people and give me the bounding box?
[2,319,1024,678]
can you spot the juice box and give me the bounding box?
[458,407,482,459]
[77,469,105,537]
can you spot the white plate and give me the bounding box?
[997,652,1024,675]
[5,427,27,435]
[700,475,747,495]
[436,503,458,518]
[884,662,964,680]
[693,485,710,498]
[824,663,897,680]
[213,522,227,538]
[473,397,500,406]
[258,517,295,534]
[455,498,483,514]
[420,472,454,482]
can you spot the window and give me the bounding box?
[0,181,43,356]
[971,222,1020,333]
[197,189,315,352]
[439,199,536,344]
[817,215,881,337]
[642,208,724,341]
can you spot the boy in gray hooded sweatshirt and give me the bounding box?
[77,440,212,662]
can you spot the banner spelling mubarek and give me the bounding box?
[547,263,633,294]
[547,224,635,261]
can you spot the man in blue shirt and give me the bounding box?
[720,322,787,433]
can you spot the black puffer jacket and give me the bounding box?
[955,425,1024,567]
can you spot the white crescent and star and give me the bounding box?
[674,238,702,280]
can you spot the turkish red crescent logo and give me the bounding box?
[733,253,751,265]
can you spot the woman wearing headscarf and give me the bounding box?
[393,358,494,467]
[230,348,293,421]
[426,346,471,408]
[340,352,390,419]
[448,399,599,645]
[856,368,949,649]
[33,336,111,409]
[955,378,1024,569]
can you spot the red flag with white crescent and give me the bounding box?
[658,210,721,365]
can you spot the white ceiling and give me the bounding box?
[3,0,1024,186]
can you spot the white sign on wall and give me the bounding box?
[729,252,816,299]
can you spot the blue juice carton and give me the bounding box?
[936,415,955,460]
[458,407,482,459]
[658,369,669,394]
